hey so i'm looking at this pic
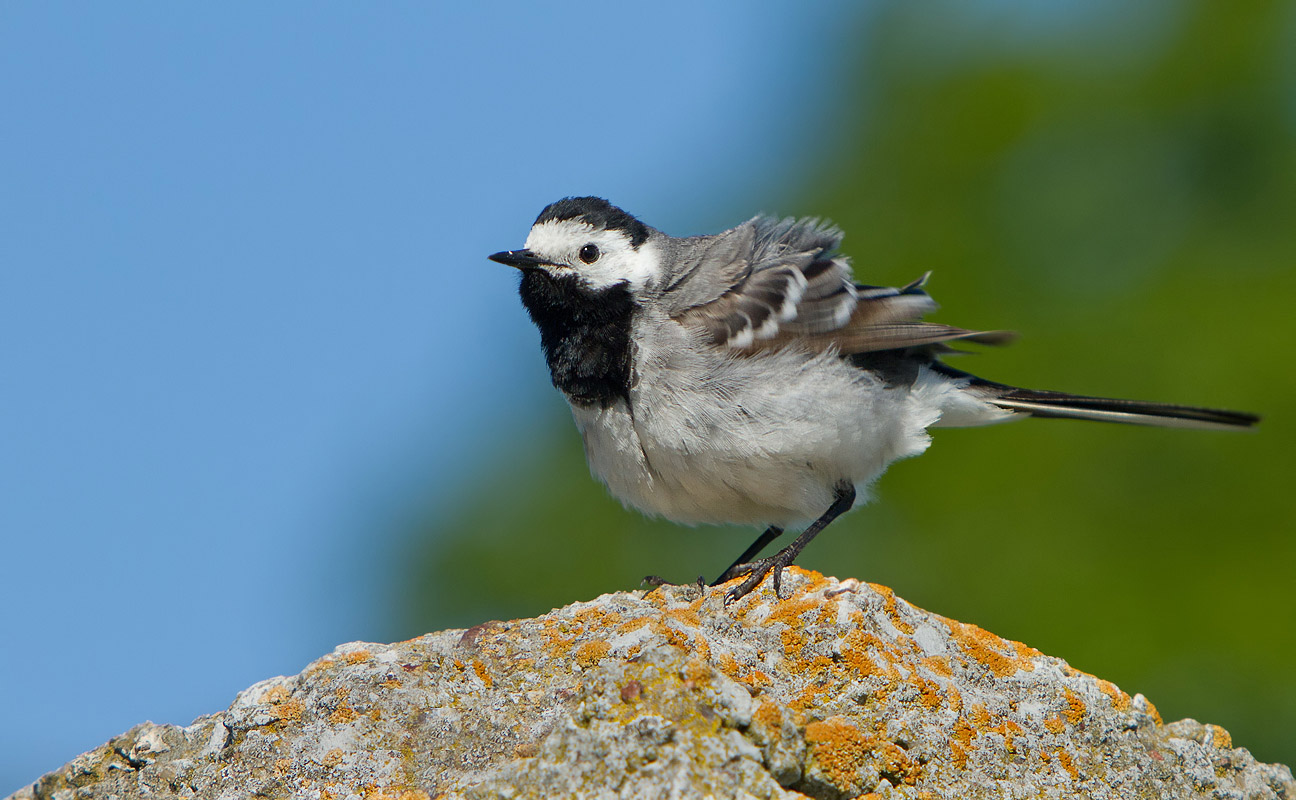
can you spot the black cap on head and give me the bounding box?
[534,196,651,248]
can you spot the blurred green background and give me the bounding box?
[396,0,1294,765]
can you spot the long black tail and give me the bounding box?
[932,363,1261,431]
[989,386,1260,431]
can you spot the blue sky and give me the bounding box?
[0,2,859,790]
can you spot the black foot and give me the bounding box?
[722,548,798,605]
[719,483,857,606]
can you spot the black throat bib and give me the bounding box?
[517,271,637,408]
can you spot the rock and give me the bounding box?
[9,569,1293,799]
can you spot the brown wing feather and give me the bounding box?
[737,295,1015,355]
[666,215,1013,357]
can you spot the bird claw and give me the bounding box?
[641,575,670,590]
[721,554,790,605]
[642,574,707,598]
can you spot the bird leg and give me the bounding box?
[722,483,856,605]
[712,526,785,585]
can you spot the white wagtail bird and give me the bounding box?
[489,197,1259,604]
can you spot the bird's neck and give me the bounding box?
[518,271,637,408]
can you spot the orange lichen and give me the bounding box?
[953,715,974,762]
[805,717,873,789]
[767,590,822,628]
[574,606,620,629]
[988,718,1024,754]
[660,625,690,650]
[305,657,337,677]
[1096,680,1130,712]
[917,678,945,710]
[946,684,964,713]
[264,686,304,723]
[1063,688,1086,726]
[664,605,701,628]
[787,566,832,593]
[273,757,292,774]
[1142,697,1163,724]
[1044,715,1065,735]
[969,703,991,729]
[362,790,429,800]
[683,656,711,687]
[816,599,841,626]
[574,640,611,669]
[471,659,494,687]
[689,635,712,662]
[344,649,372,665]
[1206,724,1232,748]
[950,740,969,770]
[806,654,835,675]
[322,748,345,768]
[952,715,976,747]
[804,714,922,788]
[790,683,827,713]
[1011,640,1041,668]
[919,655,952,678]
[945,621,1032,678]
[329,706,358,724]
[379,679,401,690]
[877,740,921,786]
[886,586,917,630]
[271,699,304,722]
[334,687,351,699]
[617,616,654,634]
[542,622,578,659]
[1054,747,1079,780]
[752,701,783,739]
[839,628,883,678]
[715,652,742,678]
[779,627,802,657]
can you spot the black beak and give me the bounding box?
[488,249,548,270]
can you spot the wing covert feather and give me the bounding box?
[662,215,1011,357]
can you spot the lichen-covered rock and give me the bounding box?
[10,570,1293,799]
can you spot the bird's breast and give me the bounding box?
[517,271,638,408]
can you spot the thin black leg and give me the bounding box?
[724,483,856,605]
[712,526,784,586]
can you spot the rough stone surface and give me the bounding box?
[10,569,1293,799]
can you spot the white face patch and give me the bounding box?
[524,219,662,291]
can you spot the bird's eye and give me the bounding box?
[579,244,600,264]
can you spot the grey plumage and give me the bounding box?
[665,216,1012,355]
[490,197,1259,603]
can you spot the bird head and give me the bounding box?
[489,196,662,292]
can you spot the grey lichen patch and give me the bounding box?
[9,569,1294,800]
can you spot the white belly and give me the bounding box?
[570,345,953,527]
